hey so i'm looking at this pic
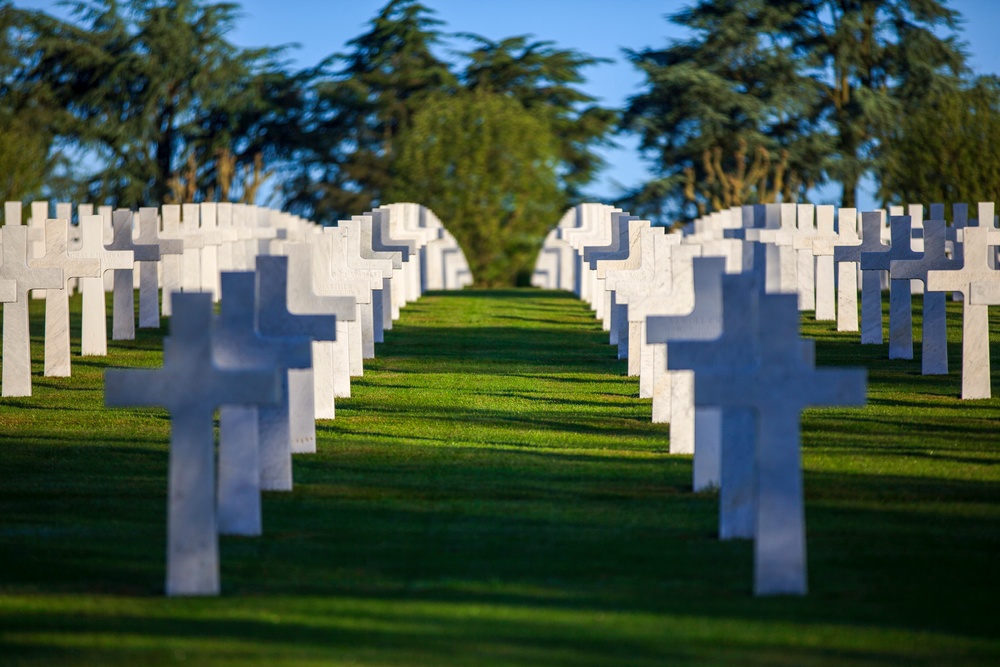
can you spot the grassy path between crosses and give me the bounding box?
[0,288,998,666]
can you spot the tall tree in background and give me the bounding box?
[0,2,60,204]
[782,0,966,208]
[387,90,562,287]
[623,1,829,223]
[283,0,455,222]
[879,75,1000,209]
[624,0,966,222]
[460,35,616,206]
[23,0,285,207]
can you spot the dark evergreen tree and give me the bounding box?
[623,0,967,222]
[23,0,288,207]
[282,0,456,223]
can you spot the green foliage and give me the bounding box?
[460,34,617,204]
[0,2,57,203]
[624,0,966,222]
[282,0,456,222]
[21,0,289,207]
[0,290,999,664]
[878,76,1000,208]
[387,90,562,287]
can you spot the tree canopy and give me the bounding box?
[623,0,967,224]
[387,90,562,287]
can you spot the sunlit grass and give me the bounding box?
[0,288,997,666]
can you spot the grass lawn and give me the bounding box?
[0,287,998,666]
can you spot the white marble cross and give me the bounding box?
[340,218,394,351]
[105,210,142,340]
[284,242,357,416]
[690,292,866,596]
[837,212,889,344]
[927,204,1000,399]
[797,206,839,321]
[829,209,861,332]
[863,215,922,359]
[255,255,336,488]
[180,204,204,293]
[69,214,134,356]
[352,214,403,334]
[136,208,183,328]
[666,272,760,511]
[29,219,101,377]
[159,205,184,316]
[794,204,818,310]
[889,216,956,374]
[105,292,280,596]
[213,272,312,536]
[1,225,64,396]
[646,256,726,458]
[370,208,414,320]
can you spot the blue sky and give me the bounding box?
[17,0,1000,211]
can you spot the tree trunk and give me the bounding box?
[841,174,858,209]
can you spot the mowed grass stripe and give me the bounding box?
[0,288,998,666]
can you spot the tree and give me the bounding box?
[623,0,828,223]
[23,0,288,207]
[0,2,59,204]
[282,0,455,223]
[781,0,966,208]
[879,76,1000,208]
[386,90,562,287]
[623,0,967,222]
[460,34,616,205]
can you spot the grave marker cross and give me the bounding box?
[213,272,312,536]
[890,218,956,374]
[836,212,889,344]
[255,255,336,489]
[927,205,1000,399]
[861,215,922,359]
[105,292,280,596]
[692,293,866,596]
[29,219,101,377]
[69,214,134,356]
[1,226,64,396]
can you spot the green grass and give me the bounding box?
[0,288,998,666]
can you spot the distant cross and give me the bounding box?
[285,242,357,416]
[180,203,204,293]
[255,255,336,489]
[646,256,726,461]
[692,292,866,596]
[837,212,889,344]
[890,217,957,374]
[325,226,383,361]
[213,272,312,536]
[666,272,759,517]
[829,209,861,332]
[794,204,817,311]
[136,207,183,328]
[69,214,133,356]
[105,292,280,596]
[798,206,839,321]
[927,203,1000,399]
[1,225,64,396]
[105,209,142,340]
[338,219,393,351]
[863,215,922,359]
[29,218,101,377]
